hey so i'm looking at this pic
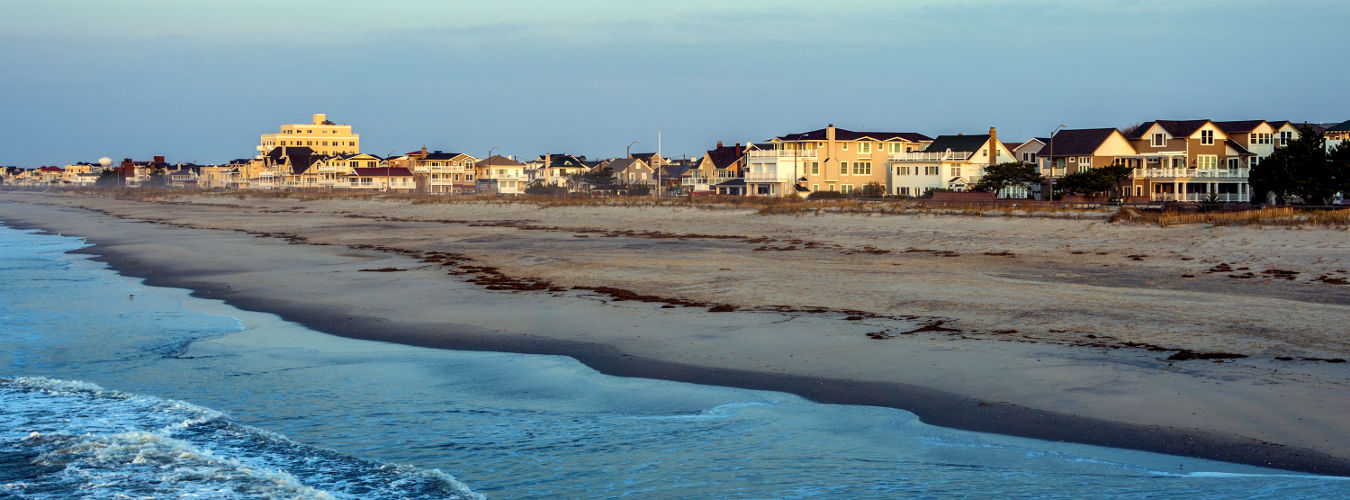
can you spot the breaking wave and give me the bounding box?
[0,377,482,499]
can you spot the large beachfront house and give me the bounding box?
[687,142,755,195]
[475,155,527,195]
[1124,120,1255,202]
[889,129,1013,196]
[748,125,932,197]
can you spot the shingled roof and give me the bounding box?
[1213,120,1268,134]
[1040,128,1120,157]
[265,146,319,174]
[775,127,932,143]
[1128,120,1211,139]
[923,134,991,156]
[350,167,413,177]
[703,144,750,170]
[477,155,524,167]
[1326,120,1350,133]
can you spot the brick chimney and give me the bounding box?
[988,127,998,165]
[717,141,723,148]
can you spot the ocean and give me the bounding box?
[1,223,1346,499]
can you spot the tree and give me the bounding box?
[626,184,651,196]
[567,166,616,192]
[1098,164,1135,200]
[972,162,1042,197]
[1330,140,1350,202]
[141,169,169,187]
[95,169,122,187]
[524,181,567,196]
[1251,125,1327,204]
[1055,169,1115,197]
[859,182,886,198]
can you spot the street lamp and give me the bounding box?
[626,140,640,158]
[1048,124,1067,201]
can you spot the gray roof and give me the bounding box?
[923,135,991,155]
[1041,128,1120,157]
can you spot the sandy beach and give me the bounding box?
[3,190,1349,475]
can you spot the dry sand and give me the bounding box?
[3,190,1349,474]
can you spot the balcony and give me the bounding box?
[890,151,972,162]
[1154,193,1247,203]
[1134,168,1249,179]
[745,172,798,183]
[748,149,818,158]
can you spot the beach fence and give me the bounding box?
[1147,206,1350,227]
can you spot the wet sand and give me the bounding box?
[3,190,1349,474]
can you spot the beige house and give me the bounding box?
[609,157,656,187]
[686,142,754,194]
[258,114,359,158]
[403,148,478,194]
[752,125,933,197]
[476,155,527,195]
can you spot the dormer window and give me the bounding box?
[1200,130,1214,145]
[858,142,871,154]
[1151,133,1166,147]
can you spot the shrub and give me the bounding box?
[807,190,847,200]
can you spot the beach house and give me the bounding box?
[889,129,1014,196]
[1123,120,1254,202]
[754,125,931,197]
[475,155,527,195]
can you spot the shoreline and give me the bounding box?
[3,193,1350,475]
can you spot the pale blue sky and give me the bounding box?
[2,0,1346,166]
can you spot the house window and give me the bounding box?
[890,143,904,153]
[1078,156,1090,167]
[841,184,853,194]
[858,142,871,154]
[899,187,910,196]
[840,162,848,175]
[1197,155,1218,169]
[924,166,939,175]
[896,166,909,176]
[841,142,849,151]
[1152,133,1166,147]
[1227,158,1239,169]
[853,161,871,175]
[828,184,836,191]
[1280,131,1292,146]
[812,184,819,192]
[952,167,962,177]
[1201,130,1214,145]
[811,161,819,175]
[1251,156,1261,167]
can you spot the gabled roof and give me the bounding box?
[422,151,466,160]
[660,164,692,178]
[1213,120,1268,134]
[607,157,647,172]
[1040,128,1120,157]
[775,127,932,143]
[349,167,413,177]
[630,152,659,162]
[477,155,524,167]
[923,134,991,155]
[1326,120,1350,133]
[547,155,586,169]
[1128,120,1211,139]
[1226,139,1254,157]
[703,144,750,169]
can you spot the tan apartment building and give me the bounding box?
[258,114,360,157]
[750,125,932,196]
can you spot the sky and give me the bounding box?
[2,0,1347,167]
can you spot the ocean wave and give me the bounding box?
[1,376,483,499]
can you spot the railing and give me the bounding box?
[683,176,736,186]
[744,172,796,182]
[1154,193,1248,202]
[748,149,818,158]
[890,151,972,162]
[1134,168,1249,179]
